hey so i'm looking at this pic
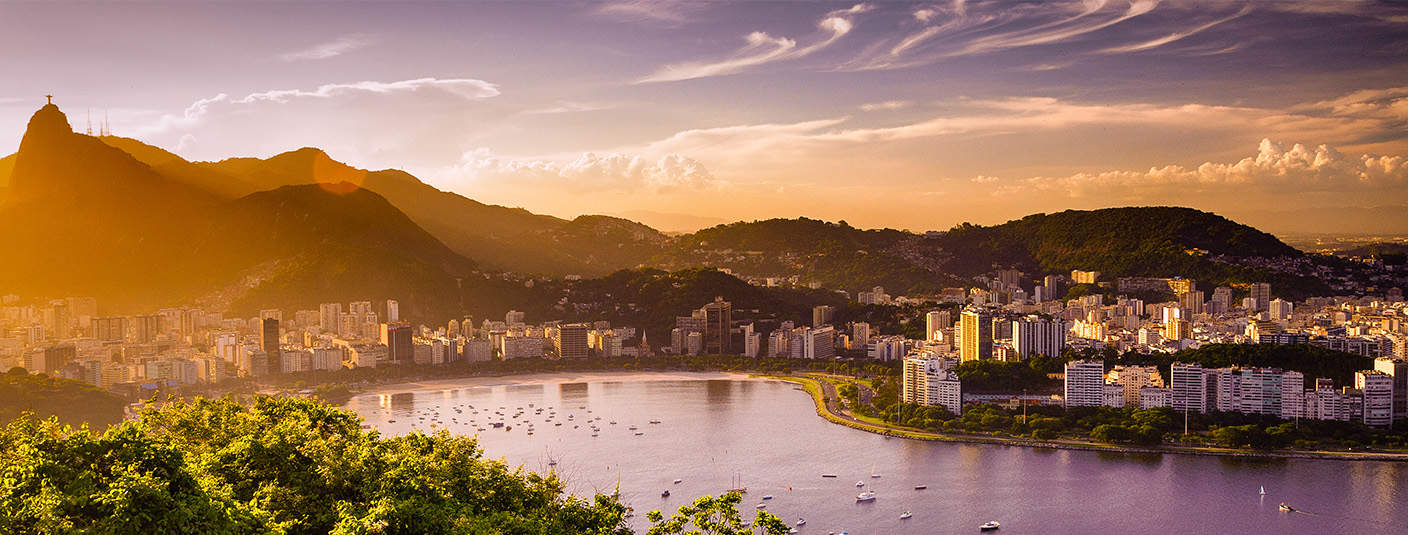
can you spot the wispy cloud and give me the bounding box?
[636,3,871,83]
[523,101,615,115]
[859,100,912,111]
[278,34,373,62]
[1097,6,1251,54]
[954,0,1159,56]
[141,77,500,134]
[595,0,699,25]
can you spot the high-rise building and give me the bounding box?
[851,322,870,349]
[925,310,951,342]
[1108,365,1164,408]
[1011,315,1066,359]
[959,309,992,362]
[133,314,162,344]
[1064,359,1105,408]
[812,305,835,328]
[1070,270,1100,284]
[556,323,589,359]
[1356,370,1394,427]
[1177,290,1205,315]
[348,301,373,318]
[1249,283,1272,312]
[902,357,962,415]
[803,326,835,360]
[384,323,413,363]
[1169,363,1207,414]
[386,299,399,322]
[1166,319,1191,341]
[318,303,342,332]
[260,317,280,357]
[90,316,127,342]
[505,310,526,325]
[1268,298,1293,321]
[700,297,733,355]
[1042,275,1063,302]
[1210,286,1234,314]
[1372,358,1407,422]
[47,300,72,340]
[1280,370,1305,420]
[1238,368,1284,416]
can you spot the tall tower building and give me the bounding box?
[1249,283,1272,312]
[384,323,413,363]
[318,303,342,332]
[1064,359,1105,408]
[1011,315,1067,359]
[386,299,400,323]
[1373,358,1407,423]
[700,297,733,355]
[959,309,992,362]
[260,317,280,355]
[812,305,835,328]
[925,310,952,342]
[556,323,589,359]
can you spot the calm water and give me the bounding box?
[344,374,1407,534]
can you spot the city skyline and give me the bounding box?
[3,1,1407,232]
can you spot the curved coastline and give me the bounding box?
[769,374,1408,463]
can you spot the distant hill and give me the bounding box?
[929,207,1299,276]
[656,218,957,295]
[0,105,476,320]
[655,208,1320,297]
[95,140,666,276]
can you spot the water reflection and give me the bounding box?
[559,382,589,403]
[349,377,1408,535]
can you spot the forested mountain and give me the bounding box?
[0,105,477,319]
[97,140,666,276]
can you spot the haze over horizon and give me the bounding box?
[3,0,1407,233]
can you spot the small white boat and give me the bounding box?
[755,503,767,509]
[1259,485,1266,495]
[914,485,927,490]
[855,481,865,487]
[1279,503,1295,512]
[762,495,773,500]
[796,518,806,526]
[900,512,912,520]
[856,491,876,502]
[674,479,683,484]
[980,521,1001,531]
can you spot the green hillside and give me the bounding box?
[0,369,127,428]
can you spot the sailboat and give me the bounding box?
[726,473,747,494]
[1259,486,1266,495]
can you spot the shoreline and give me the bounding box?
[770,374,1408,464]
[345,370,757,398]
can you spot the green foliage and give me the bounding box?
[0,396,632,534]
[645,493,789,535]
[953,360,1060,394]
[0,370,126,429]
[1108,343,1373,389]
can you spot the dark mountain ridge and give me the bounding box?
[0,105,476,319]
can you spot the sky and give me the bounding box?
[1,0,1407,232]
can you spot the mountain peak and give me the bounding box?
[19,104,73,150]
